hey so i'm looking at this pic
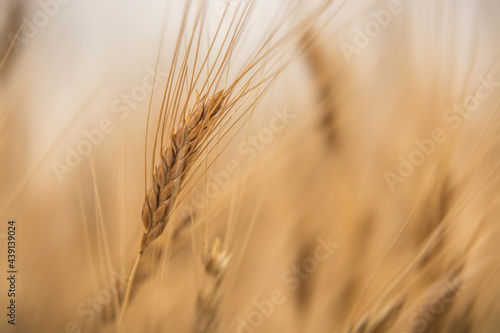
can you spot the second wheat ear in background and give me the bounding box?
[118,90,226,328]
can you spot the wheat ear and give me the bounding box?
[194,238,231,333]
[118,90,226,328]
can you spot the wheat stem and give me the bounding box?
[117,250,143,330]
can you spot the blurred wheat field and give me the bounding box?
[1,0,500,332]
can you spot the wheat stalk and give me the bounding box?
[118,90,226,327]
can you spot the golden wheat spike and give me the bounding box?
[141,91,225,249]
